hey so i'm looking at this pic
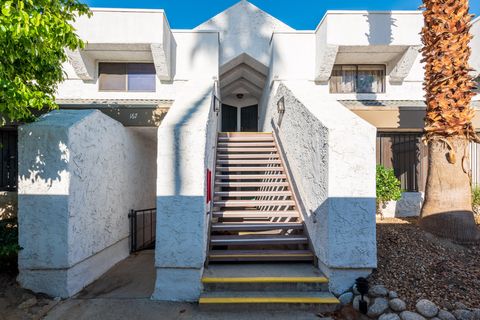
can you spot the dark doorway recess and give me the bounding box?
[222,104,237,132]
[241,105,258,132]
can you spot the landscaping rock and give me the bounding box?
[455,302,469,310]
[453,309,474,320]
[367,297,389,318]
[353,285,360,295]
[389,298,407,312]
[472,309,480,320]
[438,309,457,320]
[369,285,389,297]
[389,291,399,299]
[416,299,439,318]
[17,297,37,309]
[379,314,401,320]
[400,311,427,320]
[353,295,370,311]
[339,292,354,306]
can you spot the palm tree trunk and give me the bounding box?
[420,0,480,243]
[420,137,480,243]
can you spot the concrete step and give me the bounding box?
[199,291,339,312]
[208,250,314,262]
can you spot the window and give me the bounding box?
[0,129,18,191]
[99,63,156,92]
[330,65,386,94]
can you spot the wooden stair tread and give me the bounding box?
[211,234,308,245]
[216,174,287,179]
[218,142,276,147]
[218,137,274,142]
[211,223,303,231]
[215,182,289,187]
[214,191,291,196]
[217,160,282,164]
[217,148,277,152]
[217,154,280,159]
[208,250,314,262]
[212,211,298,218]
[216,167,284,172]
[214,200,295,207]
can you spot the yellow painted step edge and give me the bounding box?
[202,277,329,283]
[199,297,340,304]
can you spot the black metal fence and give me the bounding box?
[129,208,156,253]
[0,129,18,191]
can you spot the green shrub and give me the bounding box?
[472,185,480,215]
[376,165,402,215]
[0,217,20,274]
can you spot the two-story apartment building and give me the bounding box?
[3,0,480,306]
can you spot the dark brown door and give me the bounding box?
[241,105,258,132]
[222,104,237,132]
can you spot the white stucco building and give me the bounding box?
[3,0,480,306]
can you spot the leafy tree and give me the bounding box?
[376,165,402,216]
[0,0,90,124]
[420,0,480,242]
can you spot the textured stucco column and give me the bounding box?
[267,82,377,295]
[17,110,156,298]
[153,80,215,301]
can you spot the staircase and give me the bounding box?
[200,132,339,310]
[208,132,313,263]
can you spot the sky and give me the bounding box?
[81,0,480,30]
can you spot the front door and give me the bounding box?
[241,105,258,132]
[222,104,237,132]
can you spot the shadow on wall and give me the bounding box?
[365,11,396,45]
[171,89,211,196]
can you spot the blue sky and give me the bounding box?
[81,0,480,30]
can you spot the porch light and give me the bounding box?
[277,97,285,126]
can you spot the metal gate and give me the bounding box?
[129,208,156,253]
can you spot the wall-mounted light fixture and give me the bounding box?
[277,97,285,127]
[213,95,221,113]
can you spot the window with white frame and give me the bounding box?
[98,63,156,92]
[330,65,386,94]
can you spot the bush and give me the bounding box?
[472,185,480,216]
[0,217,20,274]
[376,165,402,216]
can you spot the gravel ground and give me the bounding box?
[370,217,480,309]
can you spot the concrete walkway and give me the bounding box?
[45,250,324,320]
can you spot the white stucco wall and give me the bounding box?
[194,0,293,66]
[264,81,377,295]
[18,110,157,298]
[153,79,217,301]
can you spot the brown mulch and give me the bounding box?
[370,217,480,309]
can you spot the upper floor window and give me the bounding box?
[330,65,386,94]
[98,63,156,92]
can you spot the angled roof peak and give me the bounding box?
[195,0,294,66]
